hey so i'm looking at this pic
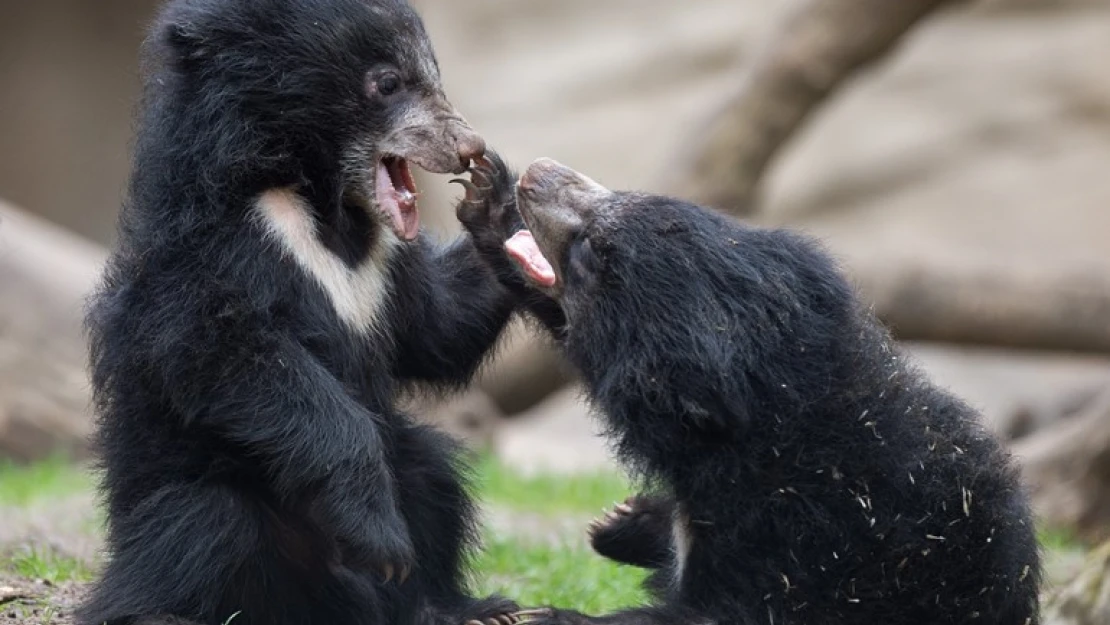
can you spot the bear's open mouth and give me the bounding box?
[375,156,420,241]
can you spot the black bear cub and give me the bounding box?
[456,156,1042,625]
[81,1,522,624]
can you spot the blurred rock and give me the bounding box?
[476,321,574,416]
[1015,387,1110,544]
[0,0,160,246]
[904,343,1110,440]
[404,388,505,450]
[757,4,1110,309]
[493,385,618,476]
[0,201,104,462]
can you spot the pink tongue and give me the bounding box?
[504,230,557,287]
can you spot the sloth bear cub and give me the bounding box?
[459,156,1042,625]
[80,1,521,624]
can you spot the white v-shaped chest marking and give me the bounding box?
[255,188,398,337]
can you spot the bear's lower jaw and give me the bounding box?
[375,156,420,241]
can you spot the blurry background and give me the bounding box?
[3,0,1110,618]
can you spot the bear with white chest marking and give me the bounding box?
[80,1,525,624]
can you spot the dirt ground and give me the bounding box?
[0,487,1092,625]
[0,575,82,625]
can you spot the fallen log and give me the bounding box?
[862,265,1110,354]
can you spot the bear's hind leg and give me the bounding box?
[79,482,384,625]
[394,424,519,625]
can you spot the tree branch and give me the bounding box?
[671,0,961,215]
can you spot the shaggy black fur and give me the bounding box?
[80,1,520,624]
[462,156,1042,625]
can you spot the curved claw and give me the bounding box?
[399,563,411,585]
[470,167,493,187]
[449,178,482,200]
[381,563,395,584]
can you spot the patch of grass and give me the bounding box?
[471,454,634,516]
[0,456,91,507]
[3,545,93,584]
[472,533,649,614]
[468,456,648,613]
[1038,526,1082,551]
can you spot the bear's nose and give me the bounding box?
[455,130,486,168]
[518,157,562,193]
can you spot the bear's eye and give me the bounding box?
[376,72,401,96]
[367,67,404,99]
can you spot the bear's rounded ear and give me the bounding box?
[163,22,214,66]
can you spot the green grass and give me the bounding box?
[466,454,649,612]
[0,458,98,585]
[0,456,92,507]
[1038,526,1082,551]
[470,453,635,516]
[473,534,650,614]
[0,454,1092,614]
[3,544,93,584]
